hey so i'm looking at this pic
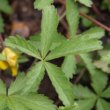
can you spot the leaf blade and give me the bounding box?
[96,98,110,110]
[66,0,79,38]
[46,37,102,60]
[4,36,41,59]
[10,94,56,110]
[62,55,77,79]
[41,6,59,57]
[34,0,53,10]
[45,62,74,106]
[21,62,45,94]
[91,70,108,94]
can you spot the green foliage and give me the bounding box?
[41,5,59,58]
[45,62,74,106]
[46,36,102,60]
[62,0,79,79]
[75,0,93,7]
[0,0,12,14]
[73,70,110,110]
[0,0,12,33]
[34,0,53,10]
[1,0,108,110]
[0,16,4,33]
[101,0,110,10]
[62,55,77,79]
[58,103,79,110]
[66,0,79,38]
[0,72,56,110]
[5,36,41,59]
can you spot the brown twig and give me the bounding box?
[80,12,110,32]
[74,69,85,84]
[58,0,110,33]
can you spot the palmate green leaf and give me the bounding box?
[4,36,41,59]
[62,55,77,79]
[76,0,93,7]
[80,54,96,75]
[101,86,110,98]
[34,0,53,10]
[77,99,96,110]
[66,0,79,38]
[45,62,74,106]
[7,94,56,110]
[0,0,12,14]
[91,70,108,94]
[41,6,59,58]
[0,80,6,95]
[0,16,4,33]
[73,85,96,99]
[21,62,45,94]
[8,73,26,95]
[46,37,102,60]
[72,85,96,110]
[96,98,110,110]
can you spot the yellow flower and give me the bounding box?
[0,48,18,76]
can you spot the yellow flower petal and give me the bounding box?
[2,48,18,67]
[0,61,8,70]
[10,66,18,77]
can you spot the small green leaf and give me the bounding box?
[96,98,110,110]
[41,6,59,58]
[77,0,93,7]
[45,62,74,106]
[66,0,79,38]
[101,87,110,98]
[62,55,76,79]
[80,54,96,75]
[58,103,79,110]
[21,62,45,94]
[0,0,12,14]
[34,0,53,10]
[4,36,41,59]
[91,70,108,94]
